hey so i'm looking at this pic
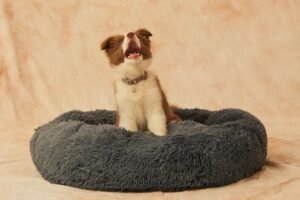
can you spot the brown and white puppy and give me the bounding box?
[101,28,179,136]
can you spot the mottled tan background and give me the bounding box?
[0,0,300,199]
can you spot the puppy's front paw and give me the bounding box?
[152,129,167,136]
[149,123,167,136]
[119,119,138,132]
[147,112,167,136]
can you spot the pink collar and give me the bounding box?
[122,71,148,85]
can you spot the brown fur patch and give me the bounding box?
[101,35,125,66]
[135,29,152,59]
[155,77,181,123]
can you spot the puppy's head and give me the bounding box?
[101,28,152,67]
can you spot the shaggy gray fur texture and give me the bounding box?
[30,108,267,192]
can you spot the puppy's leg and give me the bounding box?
[117,100,138,132]
[146,108,167,136]
[118,114,138,132]
[144,89,167,135]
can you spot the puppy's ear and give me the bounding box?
[101,37,112,51]
[135,28,152,40]
[100,35,124,52]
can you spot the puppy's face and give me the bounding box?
[101,29,152,67]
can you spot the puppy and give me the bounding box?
[101,28,180,136]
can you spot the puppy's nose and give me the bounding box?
[127,32,134,38]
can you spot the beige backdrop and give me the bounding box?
[1,0,300,199]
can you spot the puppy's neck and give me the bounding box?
[113,59,152,80]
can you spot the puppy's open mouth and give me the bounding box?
[125,40,141,59]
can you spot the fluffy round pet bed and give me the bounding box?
[30,108,267,192]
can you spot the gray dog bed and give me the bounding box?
[30,108,267,192]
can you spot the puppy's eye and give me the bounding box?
[114,38,123,46]
[111,37,124,48]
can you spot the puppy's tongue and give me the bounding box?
[128,53,140,59]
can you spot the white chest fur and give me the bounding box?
[114,69,167,136]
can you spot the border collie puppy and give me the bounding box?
[101,28,180,136]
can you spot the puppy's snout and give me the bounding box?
[127,32,134,38]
